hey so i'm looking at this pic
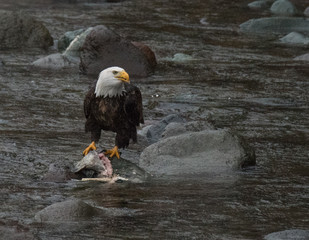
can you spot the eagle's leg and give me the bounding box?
[83,141,97,156]
[105,146,120,159]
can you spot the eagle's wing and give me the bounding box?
[124,83,144,126]
[84,86,96,119]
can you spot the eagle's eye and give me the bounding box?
[112,70,118,75]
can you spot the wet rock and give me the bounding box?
[171,53,195,63]
[32,53,79,70]
[42,163,76,182]
[162,120,214,139]
[110,156,150,182]
[139,129,256,176]
[32,28,93,70]
[294,53,309,61]
[248,0,271,10]
[239,17,309,36]
[270,0,297,16]
[143,114,185,144]
[304,7,309,17]
[80,25,156,77]
[132,41,157,70]
[0,11,53,50]
[34,199,99,222]
[264,229,309,240]
[279,32,309,45]
[58,28,85,52]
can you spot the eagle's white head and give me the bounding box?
[95,66,130,98]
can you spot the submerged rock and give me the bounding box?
[139,128,255,176]
[264,229,309,240]
[80,25,156,77]
[32,53,78,70]
[270,0,297,16]
[34,199,99,222]
[248,0,270,10]
[34,198,139,223]
[0,11,53,49]
[42,163,75,182]
[240,17,309,36]
[279,32,309,45]
[294,53,309,61]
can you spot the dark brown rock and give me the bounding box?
[0,11,53,50]
[80,25,156,77]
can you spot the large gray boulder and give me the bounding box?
[139,129,255,176]
[264,229,309,240]
[240,17,309,36]
[0,11,53,49]
[270,0,297,16]
[80,25,156,77]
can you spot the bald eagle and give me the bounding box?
[82,66,144,159]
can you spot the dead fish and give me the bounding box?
[74,151,113,178]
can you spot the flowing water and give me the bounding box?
[0,0,308,239]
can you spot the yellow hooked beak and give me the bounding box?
[115,70,130,83]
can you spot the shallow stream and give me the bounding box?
[0,0,308,239]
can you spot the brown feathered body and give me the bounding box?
[84,83,144,149]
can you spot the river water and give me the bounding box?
[0,0,308,239]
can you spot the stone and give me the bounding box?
[162,120,214,139]
[239,17,309,36]
[264,229,309,240]
[270,0,297,16]
[144,114,185,144]
[139,129,256,176]
[304,7,309,17]
[0,11,53,49]
[58,28,85,52]
[294,53,309,61]
[63,27,93,61]
[42,163,75,182]
[132,41,157,70]
[32,53,78,70]
[80,25,156,77]
[32,28,94,70]
[34,199,99,222]
[171,53,195,63]
[248,0,270,10]
[279,32,309,45]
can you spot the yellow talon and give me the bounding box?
[83,141,97,156]
[105,146,120,159]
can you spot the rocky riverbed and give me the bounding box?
[0,0,308,239]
